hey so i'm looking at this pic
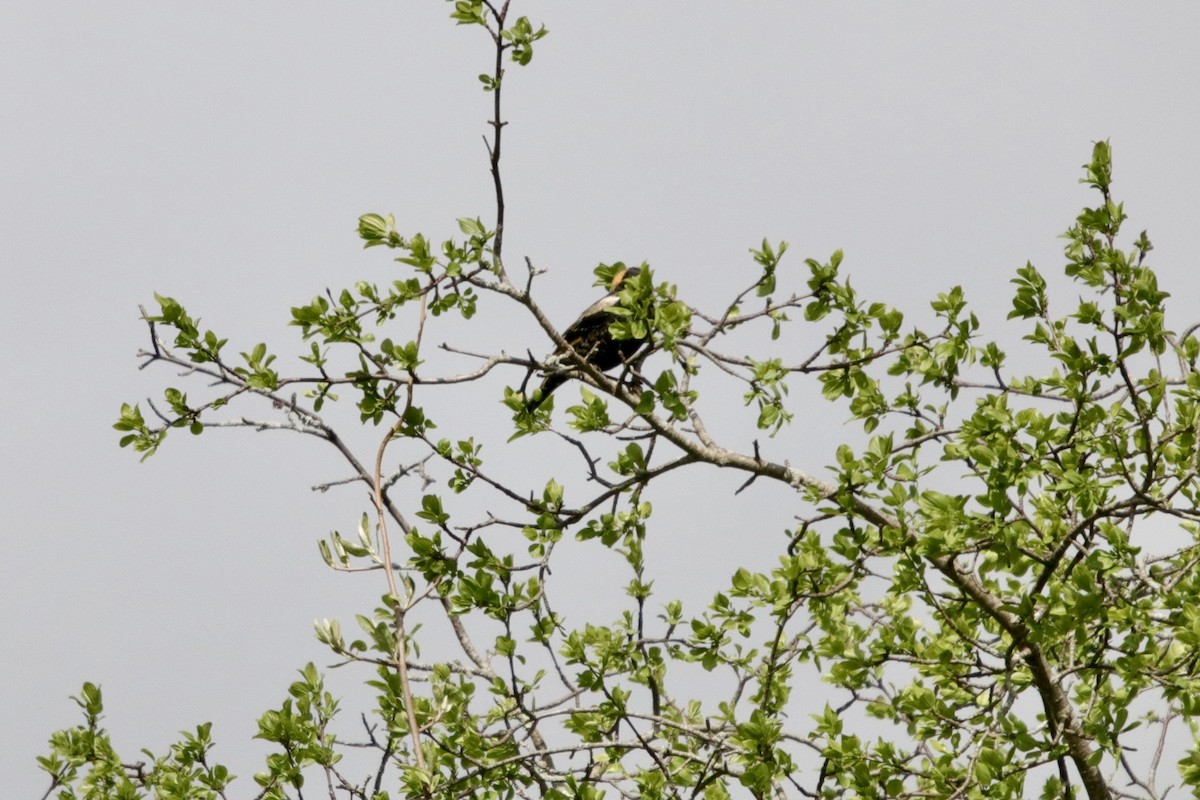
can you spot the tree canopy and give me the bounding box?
[41,4,1200,800]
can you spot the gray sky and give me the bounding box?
[4,2,1200,795]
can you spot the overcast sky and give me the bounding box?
[4,3,1200,796]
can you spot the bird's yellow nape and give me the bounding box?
[608,266,629,291]
[608,264,642,291]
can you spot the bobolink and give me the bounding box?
[528,266,647,408]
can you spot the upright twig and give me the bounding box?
[372,289,431,773]
[484,0,511,281]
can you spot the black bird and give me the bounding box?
[528,266,646,408]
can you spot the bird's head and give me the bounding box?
[607,264,641,292]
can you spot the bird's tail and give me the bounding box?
[527,374,566,410]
